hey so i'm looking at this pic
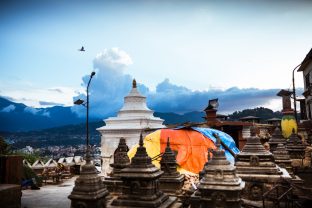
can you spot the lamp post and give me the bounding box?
[292,63,302,123]
[69,71,108,208]
[74,71,96,164]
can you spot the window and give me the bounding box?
[305,72,311,88]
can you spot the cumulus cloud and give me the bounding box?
[72,47,292,119]
[93,48,133,70]
[1,104,16,113]
[72,48,134,118]
[148,81,286,114]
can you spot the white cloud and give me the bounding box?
[42,110,50,117]
[24,106,40,115]
[0,86,78,108]
[24,106,50,117]
[72,48,134,118]
[72,48,287,119]
[1,104,16,113]
[93,48,133,70]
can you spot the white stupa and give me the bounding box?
[97,79,165,173]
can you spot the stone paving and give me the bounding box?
[21,177,76,208]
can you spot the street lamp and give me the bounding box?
[74,71,96,164]
[292,63,302,123]
[69,71,108,208]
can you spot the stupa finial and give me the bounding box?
[213,133,221,149]
[139,132,143,147]
[167,137,170,148]
[132,79,137,88]
[250,126,258,136]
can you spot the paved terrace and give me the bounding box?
[22,177,76,208]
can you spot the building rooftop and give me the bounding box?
[298,48,312,72]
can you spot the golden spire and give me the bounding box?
[132,79,137,88]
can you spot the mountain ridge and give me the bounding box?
[0,96,282,133]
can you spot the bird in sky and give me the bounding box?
[78,46,85,52]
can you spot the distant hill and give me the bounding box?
[228,107,283,122]
[0,98,284,148]
[1,111,206,148]
[0,96,205,132]
[154,111,205,125]
[0,96,282,136]
[0,97,95,132]
[1,121,104,148]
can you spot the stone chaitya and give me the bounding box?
[235,127,290,201]
[286,129,306,160]
[107,133,180,208]
[68,158,109,208]
[273,143,293,177]
[190,133,245,208]
[199,148,213,180]
[159,137,184,194]
[104,137,130,193]
[268,127,286,152]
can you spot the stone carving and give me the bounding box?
[250,155,259,166]
[104,138,130,193]
[212,191,226,207]
[250,184,263,200]
[111,137,130,172]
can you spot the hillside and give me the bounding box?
[0,97,87,132]
[0,96,205,132]
[228,107,283,121]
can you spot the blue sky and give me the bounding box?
[1,0,311,115]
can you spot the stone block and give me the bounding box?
[0,184,21,208]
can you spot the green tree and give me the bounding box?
[0,136,10,155]
[14,151,41,164]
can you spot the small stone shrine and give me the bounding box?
[68,157,109,208]
[159,137,185,194]
[107,133,180,208]
[273,143,293,176]
[190,133,245,208]
[235,127,290,201]
[199,148,213,180]
[104,137,130,194]
[286,129,306,160]
[268,127,286,152]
